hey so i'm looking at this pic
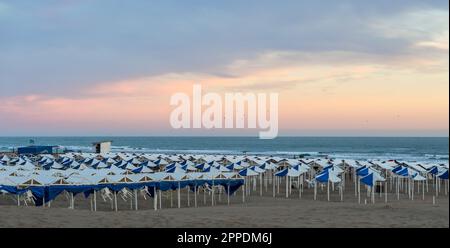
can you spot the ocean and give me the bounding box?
[0,136,448,163]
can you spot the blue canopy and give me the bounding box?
[428,166,439,175]
[315,170,329,183]
[357,167,369,177]
[360,173,374,187]
[195,163,208,170]
[274,168,288,177]
[438,170,448,180]
[238,168,257,176]
[356,165,367,173]
[392,165,403,173]
[394,167,409,177]
[132,166,143,173]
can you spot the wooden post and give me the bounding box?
[211,182,214,206]
[289,176,292,195]
[227,184,230,205]
[203,186,206,205]
[114,191,118,212]
[71,192,74,209]
[159,190,162,209]
[314,181,317,200]
[372,186,375,204]
[358,179,361,204]
[272,175,276,197]
[286,176,289,198]
[277,176,280,194]
[135,189,138,210]
[177,182,181,209]
[153,187,157,211]
[435,176,438,197]
[130,191,133,210]
[327,181,330,202]
[422,180,425,201]
[385,181,387,203]
[397,177,400,200]
[187,186,190,207]
[242,183,245,203]
[94,190,97,211]
[194,185,197,208]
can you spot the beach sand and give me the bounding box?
[0,180,448,228]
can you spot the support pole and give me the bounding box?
[159,190,162,209]
[177,182,181,209]
[286,176,289,198]
[94,190,97,211]
[314,181,317,200]
[227,184,230,205]
[194,185,197,208]
[203,187,206,205]
[242,183,245,203]
[272,176,276,197]
[211,182,214,206]
[358,179,361,204]
[385,181,387,203]
[135,189,138,210]
[114,191,118,212]
[260,174,263,196]
[71,192,74,209]
[327,181,330,202]
[422,180,425,201]
[187,186,190,207]
[154,187,157,211]
[397,177,400,200]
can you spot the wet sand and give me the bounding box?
[1,179,448,228]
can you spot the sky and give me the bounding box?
[0,0,448,136]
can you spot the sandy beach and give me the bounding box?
[1,179,448,228]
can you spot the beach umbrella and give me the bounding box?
[360,172,385,203]
[438,170,448,196]
[315,170,341,201]
[139,161,158,168]
[217,165,231,172]
[438,170,448,180]
[226,163,244,171]
[131,166,144,174]
[127,158,141,165]
[195,163,210,171]
[166,166,187,174]
[239,168,258,177]
[238,168,258,198]
[412,173,427,200]
[154,158,168,166]
[427,166,439,175]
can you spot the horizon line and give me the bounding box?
[0,135,448,138]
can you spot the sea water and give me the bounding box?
[0,136,448,164]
